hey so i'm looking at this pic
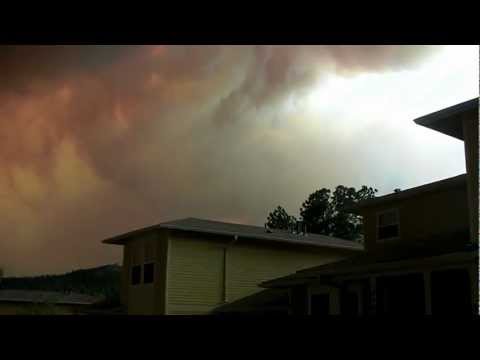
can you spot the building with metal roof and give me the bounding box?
[102,217,362,314]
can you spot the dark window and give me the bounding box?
[378,225,399,239]
[131,265,141,285]
[291,286,308,316]
[265,294,290,307]
[377,210,399,240]
[341,291,359,316]
[143,263,155,284]
[310,294,330,315]
[431,269,472,315]
[376,274,425,315]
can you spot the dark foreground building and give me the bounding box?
[257,98,478,315]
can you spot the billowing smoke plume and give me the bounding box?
[0,45,441,275]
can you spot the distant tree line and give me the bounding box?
[266,185,377,241]
[0,264,122,307]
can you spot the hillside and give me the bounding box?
[0,264,122,307]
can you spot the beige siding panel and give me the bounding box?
[227,245,343,302]
[167,234,350,314]
[167,236,224,315]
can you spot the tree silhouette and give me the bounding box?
[266,185,377,241]
[300,185,377,241]
[266,206,297,230]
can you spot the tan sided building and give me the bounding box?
[102,218,362,315]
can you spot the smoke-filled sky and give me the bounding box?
[0,45,478,276]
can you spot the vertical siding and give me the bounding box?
[167,233,350,314]
[226,244,344,302]
[167,235,224,315]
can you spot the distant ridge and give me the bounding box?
[0,264,121,306]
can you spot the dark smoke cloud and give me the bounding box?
[0,45,440,275]
[0,46,136,94]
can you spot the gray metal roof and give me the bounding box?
[103,217,364,251]
[414,98,478,140]
[0,290,102,305]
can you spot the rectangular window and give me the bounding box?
[131,265,141,285]
[143,263,155,284]
[310,293,330,315]
[377,209,399,240]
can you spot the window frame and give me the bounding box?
[376,208,400,242]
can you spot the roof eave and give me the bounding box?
[344,174,466,214]
[162,225,363,251]
[262,250,477,288]
[102,221,364,251]
[102,224,162,245]
[413,98,478,140]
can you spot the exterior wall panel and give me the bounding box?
[167,235,224,315]
[226,244,344,302]
[167,233,352,314]
[362,184,469,251]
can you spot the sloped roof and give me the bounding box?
[344,174,466,214]
[414,98,478,140]
[0,290,102,305]
[103,217,363,251]
[261,237,476,289]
